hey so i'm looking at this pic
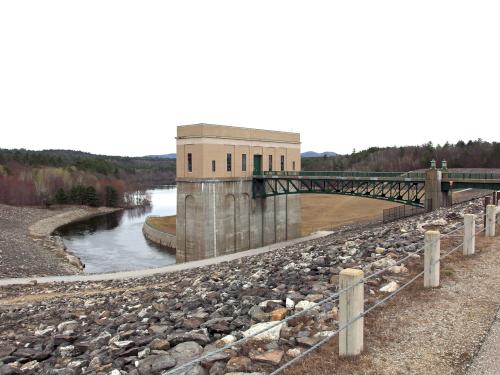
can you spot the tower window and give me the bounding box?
[293,161,296,171]
[212,160,216,172]
[187,153,192,172]
[227,153,232,172]
[280,155,285,171]
[242,154,247,172]
[268,155,273,171]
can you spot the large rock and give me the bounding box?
[169,341,204,365]
[89,330,112,350]
[137,354,176,374]
[249,350,284,365]
[150,338,170,351]
[57,320,79,333]
[270,308,288,321]
[248,306,270,322]
[295,300,318,311]
[370,257,397,269]
[200,343,231,364]
[201,317,233,333]
[225,356,252,372]
[168,329,210,346]
[242,321,285,341]
[58,345,77,358]
[379,281,399,293]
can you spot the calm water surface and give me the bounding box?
[58,186,177,274]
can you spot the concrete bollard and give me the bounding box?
[424,231,440,288]
[463,214,476,256]
[339,268,364,357]
[485,205,496,237]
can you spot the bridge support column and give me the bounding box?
[176,180,301,263]
[425,168,443,212]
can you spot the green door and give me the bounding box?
[253,155,262,173]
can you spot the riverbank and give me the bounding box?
[0,204,120,278]
[0,199,491,374]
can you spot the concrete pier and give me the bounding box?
[176,179,301,262]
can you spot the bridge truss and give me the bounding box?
[253,177,426,208]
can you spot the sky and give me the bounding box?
[1,1,499,156]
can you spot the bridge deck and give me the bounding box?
[252,171,500,207]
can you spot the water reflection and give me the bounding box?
[57,186,177,274]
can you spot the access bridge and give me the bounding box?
[253,167,500,211]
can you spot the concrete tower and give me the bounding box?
[175,124,302,262]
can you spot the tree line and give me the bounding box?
[0,149,174,207]
[302,139,500,172]
[53,185,119,207]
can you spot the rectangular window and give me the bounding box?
[227,153,232,172]
[242,154,247,172]
[280,155,285,171]
[293,161,296,171]
[187,153,192,172]
[212,160,216,172]
[268,155,273,171]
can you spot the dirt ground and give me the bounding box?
[300,194,399,235]
[149,195,401,237]
[283,232,500,375]
[147,215,176,234]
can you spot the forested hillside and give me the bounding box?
[0,149,176,206]
[302,140,500,172]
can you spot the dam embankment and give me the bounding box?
[142,216,176,249]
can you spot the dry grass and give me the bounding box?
[146,215,176,234]
[300,194,400,235]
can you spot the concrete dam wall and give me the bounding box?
[176,179,301,262]
[142,218,176,249]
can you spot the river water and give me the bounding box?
[57,186,177,274]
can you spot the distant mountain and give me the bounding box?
[301,151,337,158]
[145,153,176,159]
[146,152,341,159]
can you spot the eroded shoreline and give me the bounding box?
[0,204,121,278]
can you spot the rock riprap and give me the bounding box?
[0,200,483,374]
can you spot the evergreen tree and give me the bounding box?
[54,188,67,204]
[104,186,119,207]
[69,185,86,205]
[85,186,100,207]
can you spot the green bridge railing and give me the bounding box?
[253,170,426,179]
[446,172,500,180]
[253,171,500,180]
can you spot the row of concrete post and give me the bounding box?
[337,205,499,357]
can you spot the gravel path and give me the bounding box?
[467,307,500,375]
[0,230,333,286]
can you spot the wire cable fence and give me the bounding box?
[163,211,488,375]
[268,268,427,375]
